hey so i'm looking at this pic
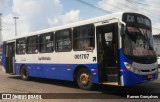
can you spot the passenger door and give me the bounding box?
[5,42,15,74]
[97,23,119,85]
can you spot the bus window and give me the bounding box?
[16,38,26,54]
[27,35,38,54]
[55,29,72,52]
[73,24,95,51]
[39,32,54,53]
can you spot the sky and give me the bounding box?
[0,0,160,40]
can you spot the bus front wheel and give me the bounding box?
[77,68,93,90]
[20,66,29,81]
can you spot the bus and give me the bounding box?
[2,12,158,90]
[153,35,160,67]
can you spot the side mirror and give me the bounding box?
[121,24,126,37]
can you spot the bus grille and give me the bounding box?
[141,68,156,72]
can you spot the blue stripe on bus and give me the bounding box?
[15,63,99,84]
[2,43,6,69]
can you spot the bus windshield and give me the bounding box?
[153,35,160,57]
[122,13,156,58]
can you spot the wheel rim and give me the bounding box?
[80,73,90,86]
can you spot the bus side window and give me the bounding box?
[39,32,54,53]
[55,29,72,52]
[27,35,38,54]
[83,39,94,50]
[73,24,95,51]
[16,38,26,54]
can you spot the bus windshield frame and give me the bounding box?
[122,13,157,63]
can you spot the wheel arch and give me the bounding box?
[73,65,91,81]
[19,64,27,74]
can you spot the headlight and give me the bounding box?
[124,62,131,70]
[124,62,141,74]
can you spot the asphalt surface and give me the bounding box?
[0,66,160,102]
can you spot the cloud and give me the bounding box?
[48,9,80,26]
[2,14,29,40]
[0,0,11,14]
[12,0,63,32]
[0,0,7,6]
[2,14,15,39]
[2,0,81,40]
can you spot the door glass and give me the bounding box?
[105,32,113,41]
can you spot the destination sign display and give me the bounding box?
[123,13,151,27]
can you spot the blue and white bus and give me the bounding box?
[2,12,158,90]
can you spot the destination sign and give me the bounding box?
[123,13,151,27]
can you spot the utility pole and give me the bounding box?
[13,17,19,36]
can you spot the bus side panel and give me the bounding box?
[15,63,99,83]
[15,64,21,74]
[2,42,6,71]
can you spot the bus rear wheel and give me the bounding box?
[20,66,29,81]
[77,68,93,90]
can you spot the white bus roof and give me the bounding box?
[4,12,141,42]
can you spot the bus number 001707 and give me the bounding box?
[74,54,89,59]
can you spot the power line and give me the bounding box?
[80,0,160,22]
[76,0,111,14]
[125,0,160,16]
[105,0,160,31]
[125,0,160,8]
[93,0,126,11]
[124,0,160,18]
[76,0,160,31]
[108,0,160,22]
[102,0,160,24]
[98,0,160,23]
[113,0,143,12]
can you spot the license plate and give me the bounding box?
[148,74,153,79]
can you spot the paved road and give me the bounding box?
[0,66,160,102]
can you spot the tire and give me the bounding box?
[77,68,93,90]
[20,66,29,81]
